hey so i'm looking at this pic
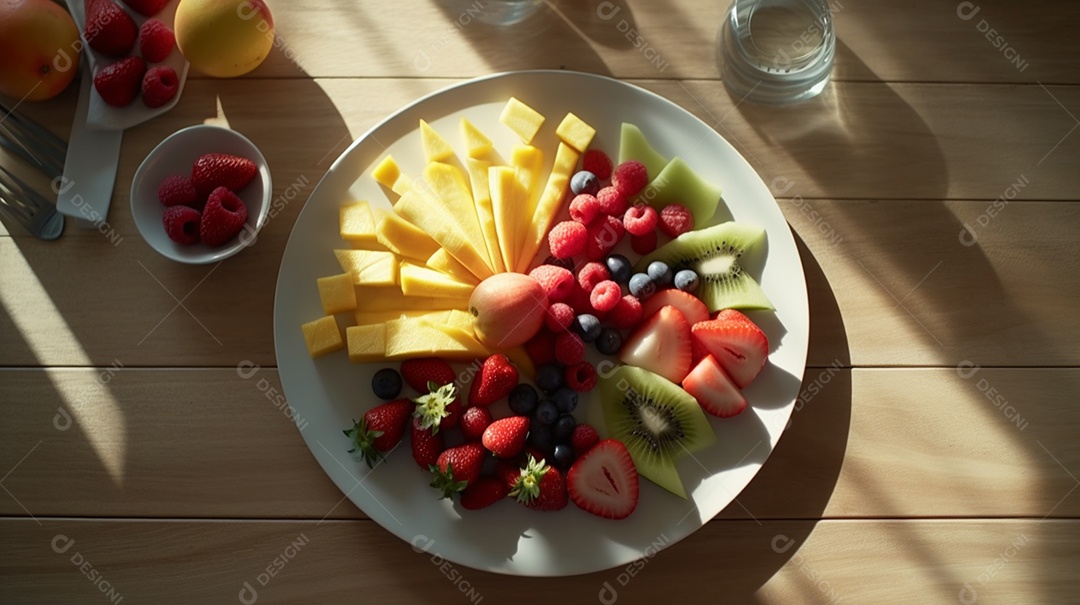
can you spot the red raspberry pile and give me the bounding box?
[86,0,180,108]
[159,153,257,247]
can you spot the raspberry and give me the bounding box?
[162,205,200,245]
[564,361,597,393]
[623,204,658,236]
[583,150,613,181]
[590,280,621,312]
[545,302,575,332]
[141,65,179,108]
[608,295,644,330]
[631,231,657,255]
[525,331,557,366]
[200,187,248,247]
[576,262,610,292]
[547,220,587,259]
[570,423,600,456]
[659,204,694,238]
[554,332,585,365]
[568,194,600,225]
[612,161,649,197]
[586,215,625,260]
[596,186,627,216]
[139,18,175,63]
[528,265,575,302]
[158,174,199,208]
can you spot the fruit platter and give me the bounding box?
[273,70,809,576]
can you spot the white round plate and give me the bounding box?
[273,71,809,577]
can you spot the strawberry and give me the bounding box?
[400,358,456,393]
[460,476,509,510]
[158,174,199,208]
[430,443,486,499]
[84,0,137,57]
[569,423,600,456]
[141,65,179,108]
[641,288,710,325]
[161,205,200,245]
[93,56,146,107]
[191,153,258,196]
[121,0,169,17]
[567,439,639,520]
[510,455,567,511]
[138,18,174,62]
[199,187,248,247]
[344,399,413,468]
[459,406,493,441]
[618,304,692,384]
[682,354,747,418]
[410,416,444,471]
[690,309,769,388]
[495,459,522,491]
[468,354,518,406]
[412,381,458,434]
[481,416,529,459]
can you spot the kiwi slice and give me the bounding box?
[618,123,669,180]
[600,365,717,499]
[636,221,773,311]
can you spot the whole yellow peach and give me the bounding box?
[174,0,274,78]
[0,0,81,101]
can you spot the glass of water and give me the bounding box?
[718,0,836,104]
[446,0,543,26]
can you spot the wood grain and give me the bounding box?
[2,368,1075,520]
[0,518,1074,604]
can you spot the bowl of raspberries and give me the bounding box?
[130,124,271,263]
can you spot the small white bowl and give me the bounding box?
[131,125,271,264]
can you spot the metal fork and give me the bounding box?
[0,104,65,239]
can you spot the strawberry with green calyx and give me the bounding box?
[413,381,457,434]
[430,443,486,499]
[461,476,510,510]
[410,416,444,471]
[510,455,567,511]
[343,399,412,468]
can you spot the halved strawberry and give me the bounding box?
[567,439,639,520]
[682,355,748,418]
[641,288,710,325]
[690,309,769,388]
[481,416,529,459]
[617,305,692,383]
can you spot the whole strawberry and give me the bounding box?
[412,382,458,434]
[481,416,529,459]
[460,476,509,510]
[85,0,137,57]
[93,56,146,107]
[401,358,456,393]
[468,354,519,406]
[459,406,493,441]
[122,0,169,17]
[510,455,567,511]
[191,153,258,196]
[430,442,486,499]
[200,187,248,246]
[410,416,444,471]
[344,399,412,468]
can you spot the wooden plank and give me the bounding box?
[185,0,1080,84]
[0,518,1074,603]
[2,369,1076,520]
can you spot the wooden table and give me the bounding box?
[2,1,1078,602]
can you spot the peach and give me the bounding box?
[0,0,81,101]
[469,273,547,349]
[175,0,274,78]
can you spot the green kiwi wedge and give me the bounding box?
[600,365,717,499]
[636,221,773,311]
[618,123,669,179]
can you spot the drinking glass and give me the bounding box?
[718,0,836,104]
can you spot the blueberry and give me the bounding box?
[628,272,656,299]
[553,414,576,442]
[544,255,574,271]
[552,443,575,469]
[371,368,402,400]
[570,170,600,196]
[535,364,564,394]
[553,387,578,413]
[573,313,602,343]
[527,424,554,453]
[674,269,699,293]
[647,261,672,287]
[534,400,559,426]
[595,328,623,355]
[605,254,632,283]
[508,383,539,415]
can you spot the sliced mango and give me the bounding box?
[375,211,441,262]
[400,262,476,299]
[555,112,596,153]
[466,157,503,274]
[334,249,399,286]
[516,142,580,272]
[317,273,358,315]
[499,97,545,144]
[372,155,401,189]
[426,247,481,286]
[384,316,489,360]
[354,308,447,326]
[302,316,345,358]
[346,324,386,363]
[354,284,469,312]
[511,144,545,222]
[423,162,491,270]
[419,119,455,163]
[339,201,379,245]
[461,117,493,159]
[395,191,493,281]
[489,166,524,275]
